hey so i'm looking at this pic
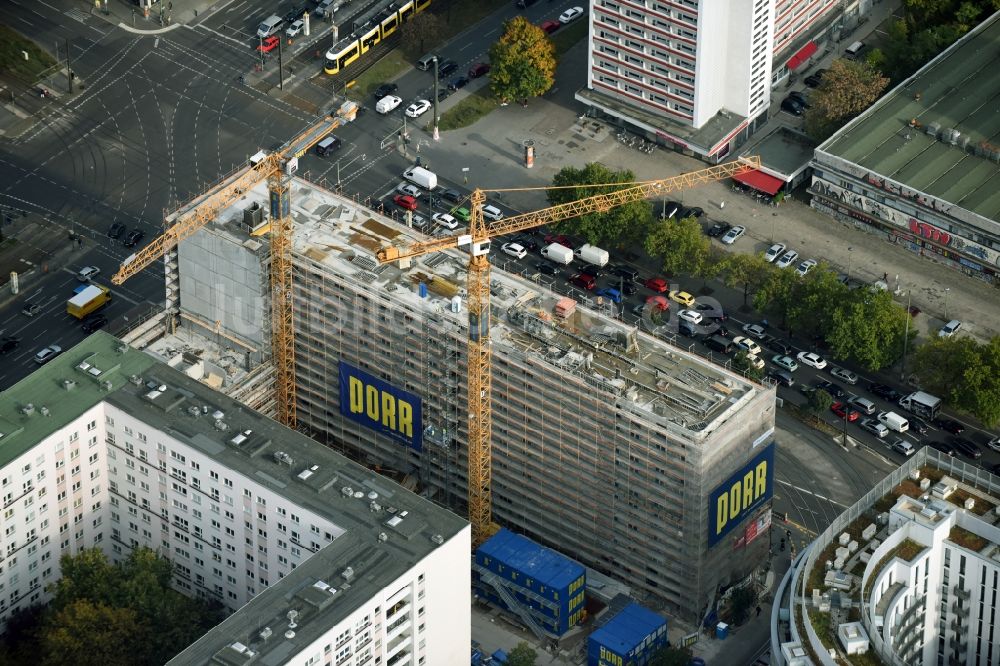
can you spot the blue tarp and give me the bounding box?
[477,528,584,590]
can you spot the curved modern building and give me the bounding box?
[773,449,1000,666]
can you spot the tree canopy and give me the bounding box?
[826,288,913,371]
[489,17,557,102]
[1,548,224,666]
[649,645,694,666]
[399,13,444,57]
[732,351,764,381]
[804,59,889,141]
[645,216,711,278]
[506,641,539,666]
[719,253,771,305]
[912,335,1000,427]
[546,163,653,246]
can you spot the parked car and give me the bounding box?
[814,380,845,400]
[644,277,668,293]
[695,302,727,321]
[951,437,982,459]
[0,336,20,355]
[769,370,795,387]
[796,259,818,276]
[830,402,860,422]
[939,319,962,338]
[733,336,762,356]
[764,243,786,263]
[720,225,746,244]
[405,99,431,118]
[669,290,696,307]
[891,439,915,457]
[570,273,597,291]
[934,418,965,435]
[788,91,810,108]
[34,345,62,364]
[610,265,640,282]
[107,222,126,239]
[543,233,573,248]
[257,35,280,53]
[437,60,458,76]
[432,213,458,230]
[374,83,399,98]
[439,188,463,204]
[451,206,471,222]
[645,295,669,312]
[285,19,304,37]
[848,396,877,415]
[804,69,826,88]
[780,98,804,116]
[81,314,108,334]
[559,6,584,23]
[828,366,858,385]
[539,20,561,34]
[870,383,902,402]
[707,221,731,237]
[775,250,799,269]
[927,440,957,456]
[124,229,145,248]
[534,262,558,275]
[797,351,827,369]
[397,182,422,197]
[678,309,702,324]
[742,323,767,338]
[393,194,418,211]
[448,76,469,91]
[513,234,539,251]
[772,355,798,372]
[764,336,792,355]
[481,204,504,221]
[501,242,526,259]
[77,265,100,282]
[908,416,930,435]
[985,437,1000,453]
[860,418,889,439]
[21,302,41,317]
[468,62,491,78]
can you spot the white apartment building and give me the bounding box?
[774,450,1000,666]
[0,332,470,665]
[577,0,846,160]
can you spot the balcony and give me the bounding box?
[953,586,970,601]
[387,617,411,643]
[951,602,969,619]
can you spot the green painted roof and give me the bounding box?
[820,13,1000,222]
[0,332,157,469]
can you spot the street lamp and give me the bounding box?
[944,287,951,320]
[900,288,911,382]
[846,247,853,278]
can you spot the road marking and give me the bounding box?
[19,16,34,26]
[459,41,475,51]
[776,479,849,508]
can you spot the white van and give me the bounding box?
[257,15,284,39]
[878,410,909,433]
[376,95,402,114]
[416,53,438,71]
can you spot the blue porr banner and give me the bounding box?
[708,442,775,547]
[339,362,422,451]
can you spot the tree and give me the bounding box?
[732,351,764,381]
[804,59,889,141]
[913,335,1000,427]
[789,264,849,341]
[506,641,538,666]
[650,645,694,666]
[825,289,912,370]
[546,163,653,246]
[644,216,711,278]
[489,17,557,103]
[399,13,444,57]
[41,600,142,666]
[753,267,801,331]
[727,586,757,625]
[807,388,834,415]
[719,253,772,306]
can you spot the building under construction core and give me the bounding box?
[141,175,778,622]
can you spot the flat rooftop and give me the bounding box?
[202,176,765,440]
[741,126,816,177]
[0,333,467,665]
[819,12,1000,223]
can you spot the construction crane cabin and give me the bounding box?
[377,156,760,545]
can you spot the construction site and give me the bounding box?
[121,166,777,624]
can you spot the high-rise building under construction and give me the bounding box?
[152,177,777,622]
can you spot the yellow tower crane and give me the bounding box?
[111,108,357,428]
[377,156,760,545]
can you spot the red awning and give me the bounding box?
[786,41,818,71]
[733,170,784,196]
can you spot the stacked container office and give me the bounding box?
[587,602,668,666]
[473,528,586,636]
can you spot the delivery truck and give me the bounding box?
[67,285,111,319]
[573,243,609,266]
[403,165,438,190]
[877,410,909,433]
[541,242,573,265]
[897,391,942,419]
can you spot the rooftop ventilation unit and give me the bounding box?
[274,451,294,466]
[116,343,129,354]
[187,406,201,417]
[378,532,388,542]
[128,375,143,386]
[296,464,318,480]
[62,380,76,391]
[259,627,273,641]
[287,609,299,628]
[430,534,444,545]
[212,410,225,420]
[230,430,253,446]
[39,406,49,417]
[213,420,229,431]
[342,486,354,497]
[342,567,355,581]
[20,403,34,416]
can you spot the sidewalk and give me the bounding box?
[0,219,92,310]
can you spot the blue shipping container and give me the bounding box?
[588,602,668,666]
[492,649,508,664]
[471,648,483,666]
[474,528,586,636]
